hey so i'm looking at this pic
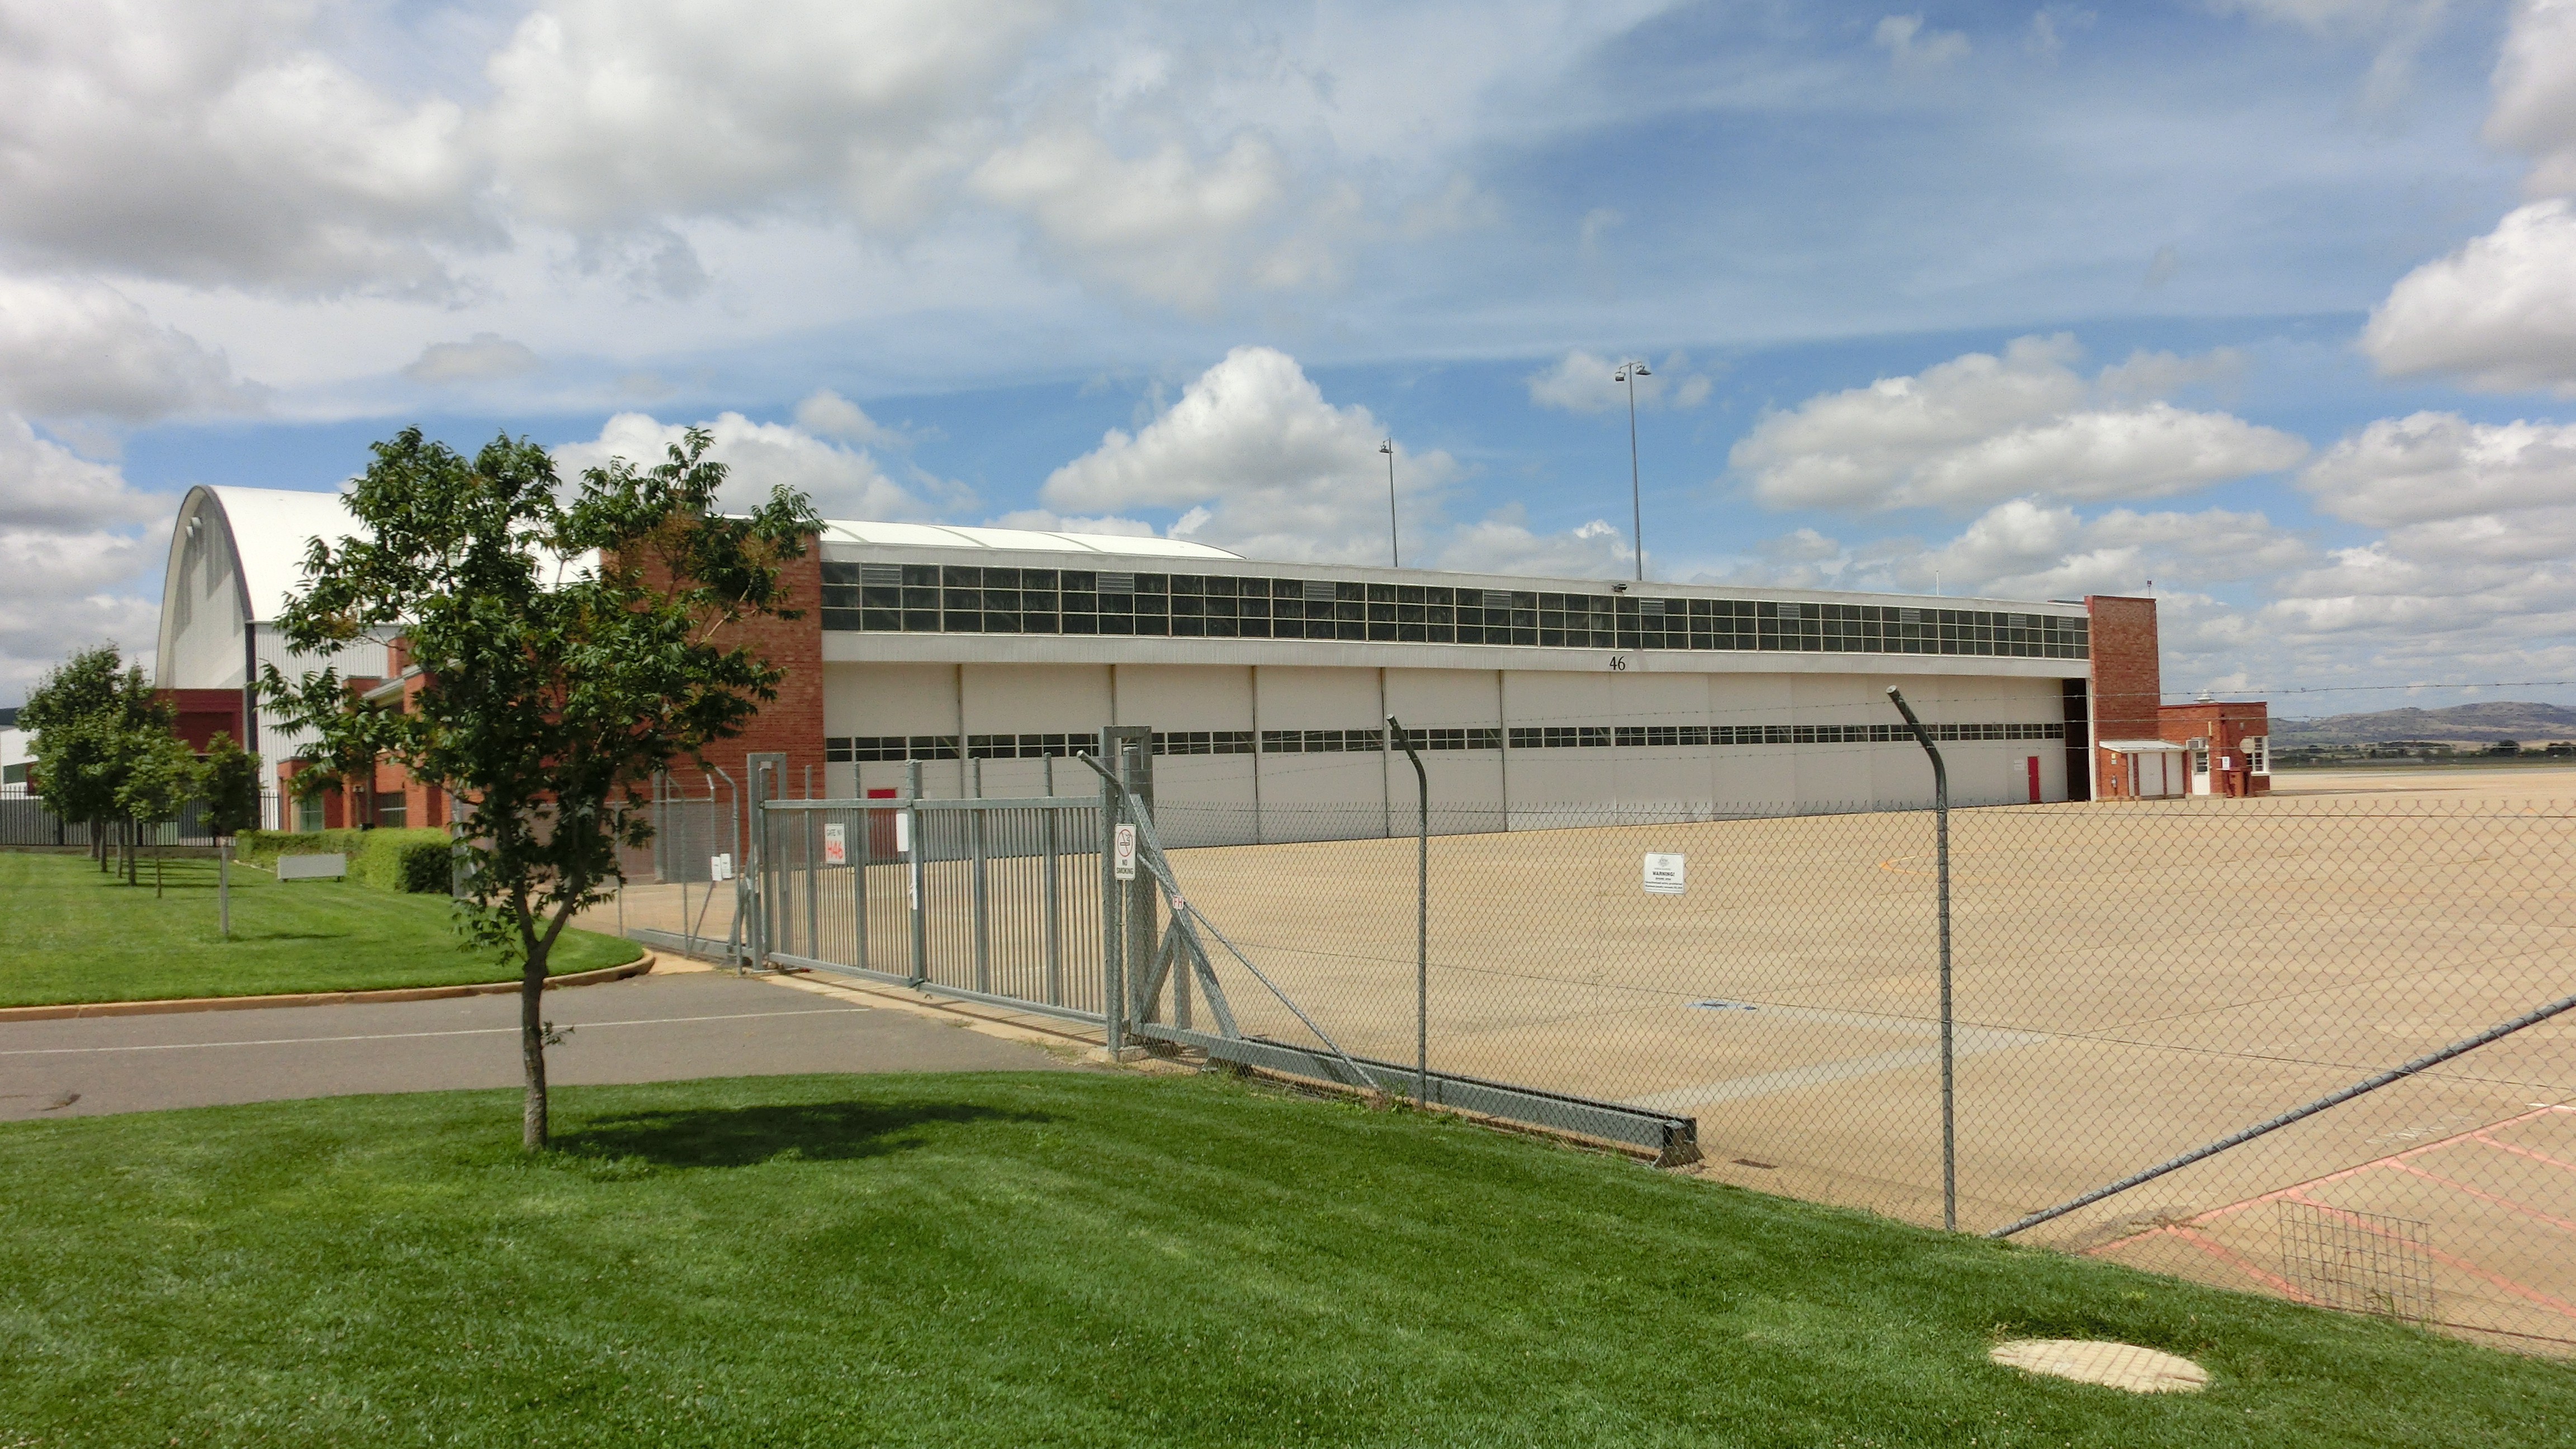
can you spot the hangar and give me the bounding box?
[150,485,2209,837]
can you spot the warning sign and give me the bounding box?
[822,823,847,866]
[1642,852,1686,894]
[709,853,733,883]
[1112,823,1138,881]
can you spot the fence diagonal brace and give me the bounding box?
[1075,752,1364,1083]
[1137,926,1181,1022]
[1172,919,1240,1038]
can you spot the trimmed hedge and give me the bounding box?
[235,828,454,894]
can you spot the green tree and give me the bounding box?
[201,731,264,935]
[116,731,201,898]
[281,698,391,828]
[263,426,818,1149]
[20,646,176,879]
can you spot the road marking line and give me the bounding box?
[0,1007,864,1058]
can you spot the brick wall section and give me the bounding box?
[2158,700,2273,797]
[619,539,827,879]
[2086,595,2161,800]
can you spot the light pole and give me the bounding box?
[1612,361,1650,580]
[1379,438,1400,568]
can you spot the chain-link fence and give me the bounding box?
[612,771,745,960]
[616,748,2576,1355]
[1141,793,2576,1356]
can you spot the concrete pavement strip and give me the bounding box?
[0,970,1088,1120]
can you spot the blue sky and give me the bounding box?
[4,1,2574,713]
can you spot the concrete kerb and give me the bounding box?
[0,953,659,1022]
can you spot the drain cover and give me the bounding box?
[1990,1339,2206,1393]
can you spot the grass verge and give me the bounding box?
[0,849,640,1007]
[0,1071,2566,1447]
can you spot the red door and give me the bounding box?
[866,787,897,859]
[2025,755,2042,803]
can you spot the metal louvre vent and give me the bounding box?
[1484,590,1514,608]
[1303,579,1338,603]
[1096,571,1135,595]
[1641,598,1665,617]
[1775,602,1802,619]
[860,563,901,588]
[1898,608,1923,623]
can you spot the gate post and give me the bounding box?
[1098,737,1125,1053]
[906,759,929,987]
[1043,756,1063,1006]
[1105,726,1157,1026]
[970,760,992,993]
[746,751,785,971]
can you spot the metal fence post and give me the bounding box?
[1107,727,1158,1025]
[1043,755,1063,1006]
[1098,742,1125,1054]
[1388,716,1429,1106]
[747,752,785,971]
[1886,687,1954,1232]
[906,759,928,988]
[970,760,992,993]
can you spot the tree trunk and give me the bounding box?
[520,944,551,1151]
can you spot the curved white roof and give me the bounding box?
[175,487,1242,628]
[820,519,1239,559]
[200,486,369,622]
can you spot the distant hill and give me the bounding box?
[2271,701,2576,746]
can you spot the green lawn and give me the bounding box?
[0,849,640,1007]
[1,1073,2566,1447]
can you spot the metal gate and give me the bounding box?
[750,759,1109,1022]
[738,733,1699,1165]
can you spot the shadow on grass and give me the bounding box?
[556,1100,1049,1169]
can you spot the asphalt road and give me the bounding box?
[0,970,1079,1121]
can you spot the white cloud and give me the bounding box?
[551,410,936,522]
[2362,200,2576,393]
[792,390,904,447]
[2219,405,2576,683]
[0,413,172,702]
[0,414,171,529]
[480,0,1048,235]
[970,126,1324,313]
[0,589,164,702]
[0,1,486,293]
[2302,410,2576,527]
[1526,349,1715,414]
[1729,335,2306,510]
[0,276,262,423]
[402,333,542,386]
[1695,499,2307,601]
[1874,15,1971,70]
[1437,506,1633,579]
[1041,345,1461,564]
[2485,0,2576,197]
